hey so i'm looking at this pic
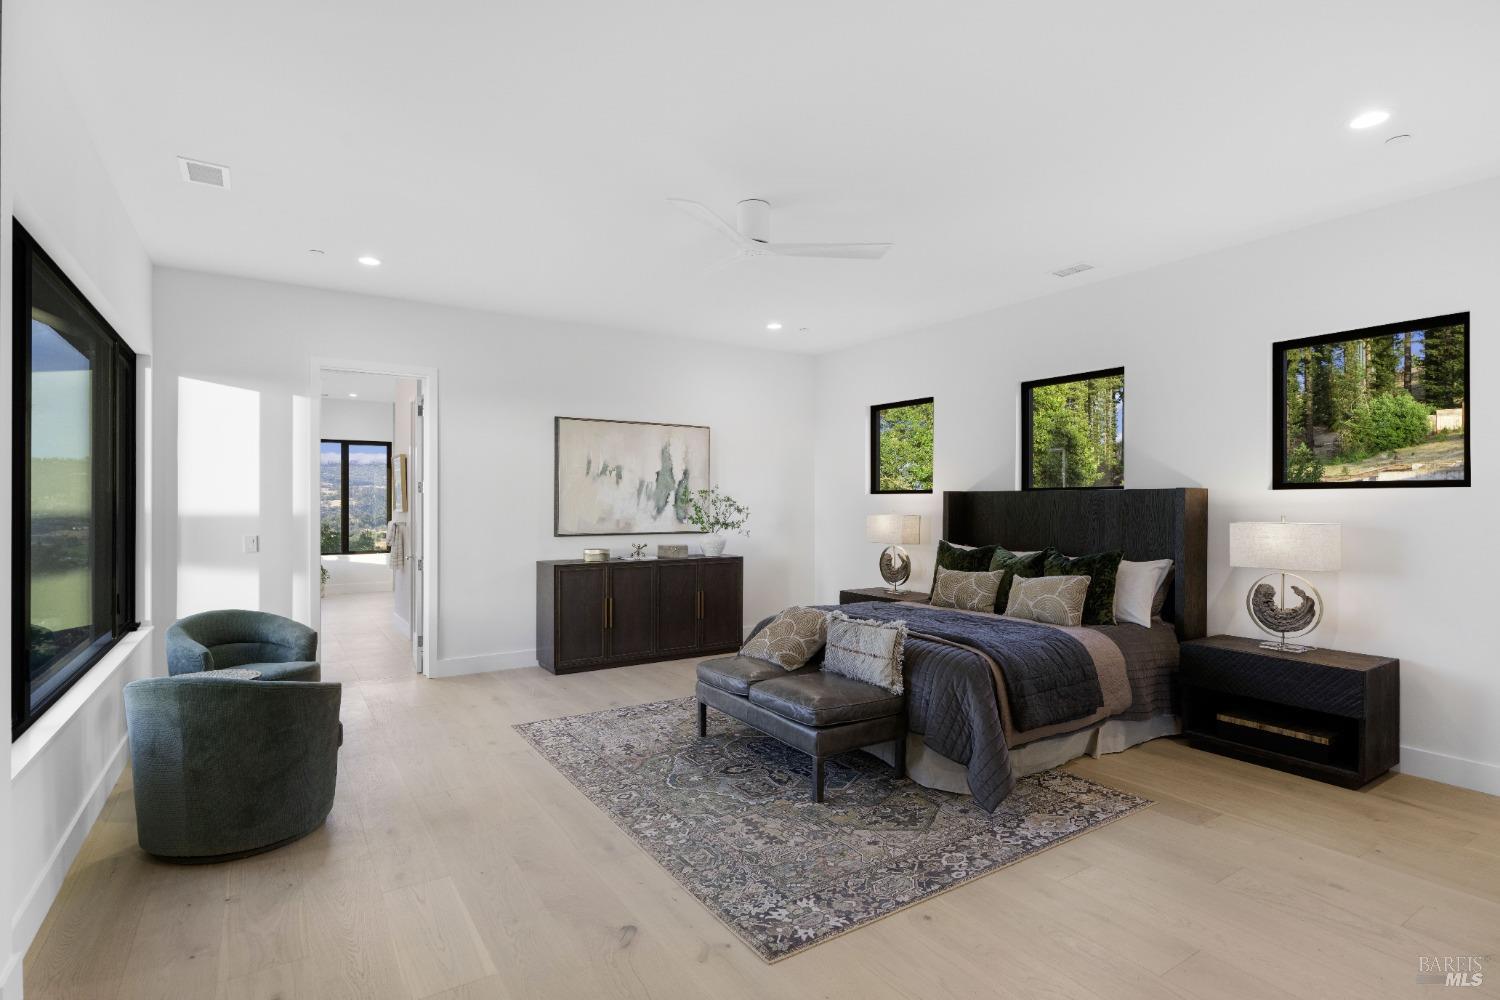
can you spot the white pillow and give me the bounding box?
[1113,558,1174,628]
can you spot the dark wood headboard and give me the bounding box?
[942,488,1207,640]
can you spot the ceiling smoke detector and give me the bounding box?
[1051,262,1094,278]
[177,156,231,189]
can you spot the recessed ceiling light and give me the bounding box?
[1385,133,1412,145]
[357,256,382,267]
[308,249,325,255]
[348,392,358,398]
[766,321,783,331]
[1349,109,1390,130]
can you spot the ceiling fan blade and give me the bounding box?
[667,198,752,248]
[765,242,893,260]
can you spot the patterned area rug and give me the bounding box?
[515,697,1151,962]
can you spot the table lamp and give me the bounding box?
[1229,518,1341,652]
[866,514,921,592]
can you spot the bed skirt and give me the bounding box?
[863,714,1181,796]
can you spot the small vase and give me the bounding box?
[700,534,727,557]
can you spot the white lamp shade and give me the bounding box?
[1229,521,1341,572]
[866,514,920,546]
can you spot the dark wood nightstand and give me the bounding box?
[838,587,930,605]
[1180,635,1398,788]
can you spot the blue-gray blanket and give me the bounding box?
[832,603,1104,732]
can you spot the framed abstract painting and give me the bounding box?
[554,417,711,535]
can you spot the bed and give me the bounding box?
[850,488,1206,809]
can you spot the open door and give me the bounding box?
[409,392,425,672]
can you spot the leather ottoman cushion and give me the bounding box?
[697,656,800,697]
[748,672,905,727]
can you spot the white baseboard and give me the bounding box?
[1398,745,1500,796]
[390,612,411,638]
[429,648,538,678]
[11,734,129,965]
[0,947,23,999]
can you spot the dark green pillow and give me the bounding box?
[935,539,999,573]
[989,547,1047,601]
[1041,548,1122,625]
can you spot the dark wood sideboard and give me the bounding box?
[536,556,743,674]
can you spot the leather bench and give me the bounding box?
[695,654,906,802]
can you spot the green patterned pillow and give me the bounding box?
[1041,548,1123,626]
[988,546,1047,599]
[935,540,1000,573]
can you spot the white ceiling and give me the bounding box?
[320,370,400,404]
[41,0,1500,353]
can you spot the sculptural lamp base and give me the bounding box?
[1246,571,1323,655]
[878,545,912,592]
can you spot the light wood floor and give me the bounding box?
[25,592,1500,999]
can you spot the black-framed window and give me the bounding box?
[1021,368,1124,490]
[13,223,138,739]
[1273,313,1469,489]
[320,440,392,554]
[870,397,934,494]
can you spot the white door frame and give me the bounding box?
[309,357,440,675]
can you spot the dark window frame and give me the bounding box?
[321,439,393,554]
[1020,366,1125,491]
[1272,313,1470,490]
[869,396,935,495]
[12,222,138,740]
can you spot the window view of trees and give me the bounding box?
[1025,370,1124,489]
[320,440,391,553]
[1280,318,1467,485]
[872,398,934,493]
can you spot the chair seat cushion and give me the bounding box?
[696,656,799,697]
[238,660,320,683]
[748,672,905,727]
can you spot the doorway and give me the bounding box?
[310,360,437,675]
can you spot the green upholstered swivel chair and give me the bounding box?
[167,608,320,681]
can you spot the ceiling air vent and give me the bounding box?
[1051,262,1094,278]
[177,157,231,189]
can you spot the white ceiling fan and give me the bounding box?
[667,197,893,261]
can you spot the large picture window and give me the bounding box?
[870,397,934,494]
[1273,313,1469,488]
[320,440,392,554]
[1021,368,1124,489]
[13,224,137,738]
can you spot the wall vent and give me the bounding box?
[178,157,231,189]
[1051,262,1094,278]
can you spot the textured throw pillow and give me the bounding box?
[1151,564,1175,620]
[935,539,1000,573]
[1042,548,1123,626]
[822,610,906,694]
[1004,575,1090,627]
[740,607,828,669]
[929,566,1005,612]
[1113,558,1174,628]
[989,546,1047,595]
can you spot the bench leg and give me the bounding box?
[697,700,707,738]
[893,734,907,779]
[813,757,826,803]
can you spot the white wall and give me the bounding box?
[813,175,1500,795]
[321,397,394,442]
[152,269,818,676]
[1,0,155,991]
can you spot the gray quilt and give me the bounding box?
[833,602,1104,731]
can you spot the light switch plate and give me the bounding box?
[243,535,260,554]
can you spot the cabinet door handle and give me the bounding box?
[608,597,614,629]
